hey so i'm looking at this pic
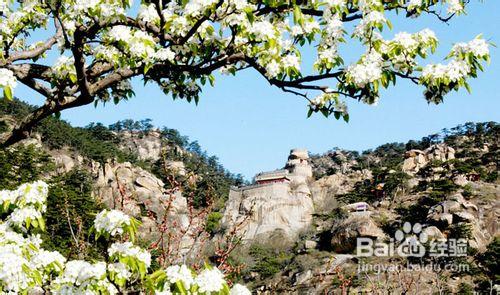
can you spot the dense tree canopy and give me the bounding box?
[0,0,491,145]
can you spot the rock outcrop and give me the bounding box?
[426,193,493,250]
[221,149,314,242]
[119,130,163,161]
[330,212,385,253]
[402,144,455,173]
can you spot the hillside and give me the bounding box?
[1,98,499,294]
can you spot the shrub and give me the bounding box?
[0,145,54,190]
[249,244,293,279]
[41,169,106,260]
[457,282,474,295]
[205,212,223,235]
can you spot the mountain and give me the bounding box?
[1,98,498,294]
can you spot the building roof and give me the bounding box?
[255,169,290,182]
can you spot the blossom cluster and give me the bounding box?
[0,181,251,294]
[0,0,489,119]
[0,69,17,100]
[345,51,384,89]
[94,209,132,237]
[1,180,48,230]
[420,36,490,97]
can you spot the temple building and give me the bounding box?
[254,169,291,185]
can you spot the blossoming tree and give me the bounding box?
[0,0,491,146]
[0,181,251,294]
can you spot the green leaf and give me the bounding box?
[69,73,78,84]
[244,7,255,23]
[3,86,13,100]
[307,108,313,118]
[464,82,472,94]
[175,281,188,295]
[293,5,302,25]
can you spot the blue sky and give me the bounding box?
[17,2,500,179]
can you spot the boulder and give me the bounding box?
[304,240,317,249]
[453,175,469,186]
[454,211,475,222]
[439,213,454,226]
[422,226,445,240]
[119,130,163,161]
[295,270,312,285]
[402,144,455,173]
[443,200,462,214]
[330,215,385,253]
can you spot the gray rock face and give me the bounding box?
[93,161,187,219]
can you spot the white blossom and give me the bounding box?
[165,264,194,288]
[94,209,131,236]
[32,250,66,270]
[0,69,17,89]
[346,51,383,88]
[0,246,30,292]
[194,268,225,293]
[138,4,160,23]
[265,60,280,78]
[406,0,422,10]
[393,32,419,51]
[230,283,252,295]
[452,38,490,58]
[282,54,300,71]
[0,190,16,205]
[447,0,463,14]
[7,207,42,228]
[422,59,470,83]
[108,242,151,268]
[53,55,76,79]
[325,0,346,9]
[250,21,276,40]
[108,25,132,42]
[108,262,132,281]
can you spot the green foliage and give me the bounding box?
[37,118,138,163]
[326,207,348,221]
[249,244,293,279]
[0,145,54,190]
[415,179,460,205]
[476,237,500,282]
[108,119,154,133]
[457,282,474,295]
[395,203,429,225]
[205,212,223,235]
[448,223,473,240]
[152,138,245,209]
[42,169,106,260]
[0,98,138,163]
[462,184,474,199]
